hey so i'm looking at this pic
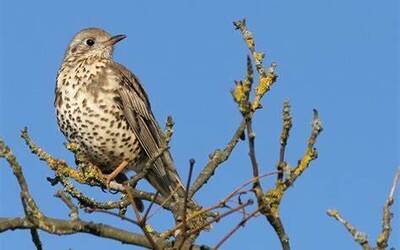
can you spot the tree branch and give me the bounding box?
[213,208,260,249]
[126,186,160,250]
[176,159,196,249]
[54,190,79,221]
[30,228,43,250]
[377,167,400,248]
[277,100,292,182]
[0,136,44,250]
[0,216,165,249]
[327,167,400,250]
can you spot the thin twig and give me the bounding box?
[161,172,277,239]
[177,159,196,249]
[213,208,260,249]
[126,186,160,250]
[376,167,400,248]
[30,228,43,250]
[388,168,400,200]
[327,209,370,249]
[164,115,175,144]
[233,19,278,111]
[0,136,44,250]
[143,191,160,222]
[327,168,400,250]
[277,101,292,181]
[234,18,290,250]
[54,190,79,221]
[284,109,322,188]
[222,172,277,209]
[146,185,180,220]
[187,199,253,236]
[246,118,263,200]
[183,159,195,230]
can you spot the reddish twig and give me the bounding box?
[213,208,260,249]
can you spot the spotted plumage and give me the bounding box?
[55,28,184,198]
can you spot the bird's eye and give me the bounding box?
[86,39,95,46]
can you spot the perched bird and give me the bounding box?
[55,28,186,201]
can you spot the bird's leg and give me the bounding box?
[103,160,129,187]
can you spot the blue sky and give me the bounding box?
[0,0,398,249]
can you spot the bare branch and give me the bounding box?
[277,100,292,182]
[176,159,196,249]
[246,119,263,201]
[30,228,43,250]
[54,191,79,221]
[164,115,175,144]
[377,167,400,248]
[0,136,44,250]
[232,19,325,250]
[213,208,260,249]
[284,109,322,189]
[190,19,278,202]
[327,168,400,250]
[231,56,253,114]
[0,216,168,249]
[187,199,254,236]
[161,172,275,239]
[126,186,160,250]
[327,210,370,249]
[233,18,278,111]
[388,167,400,200]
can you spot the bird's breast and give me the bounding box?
[55,60,141,172]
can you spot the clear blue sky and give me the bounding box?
[0,0,398,249]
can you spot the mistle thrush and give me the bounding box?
[55,28,186,201]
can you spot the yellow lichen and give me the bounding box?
[244,31,255,49]
[255,75,273,96]
[145,224,154,233]
[253,52,265,63]
[232,82,246,104]
[232,80,251,113]
[292,148,316,178]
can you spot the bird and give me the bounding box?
[54,28,187,204]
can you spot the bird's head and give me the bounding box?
[63,28,126,62]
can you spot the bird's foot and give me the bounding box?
[102,160,129,189]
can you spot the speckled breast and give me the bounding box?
[55,59,141,172]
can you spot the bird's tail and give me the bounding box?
[146,150,188,201]
[144,148,212,233]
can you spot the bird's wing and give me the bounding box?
[110,62,184,197]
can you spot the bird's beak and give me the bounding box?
[104,34,127,46]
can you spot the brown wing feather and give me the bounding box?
[110,62,184,197]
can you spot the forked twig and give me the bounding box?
[328,168,400,250]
